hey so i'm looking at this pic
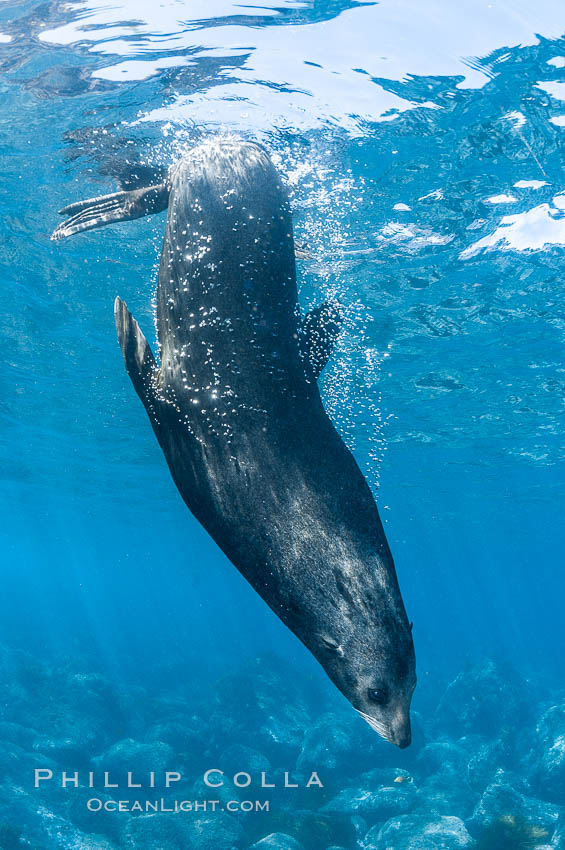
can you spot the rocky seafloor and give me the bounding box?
[0,644,564,849]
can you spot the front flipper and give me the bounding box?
[301,300,342,380]
[51,183,170,241]
[114,296,162,431]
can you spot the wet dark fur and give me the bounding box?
[57,140,416,746]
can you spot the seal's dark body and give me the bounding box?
[154,147,394,634]
[57,140,416,747]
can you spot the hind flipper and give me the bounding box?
[52,184,170,240]
[114,296,163,431]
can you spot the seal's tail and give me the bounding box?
[51,183,170,240]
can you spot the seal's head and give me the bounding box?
[318,603,416,748]
[353,633,416,749]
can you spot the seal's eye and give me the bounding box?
[367,687,389,706]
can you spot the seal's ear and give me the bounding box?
[301,300,342,380]
[114,296,163,433]
[51,183,170,241]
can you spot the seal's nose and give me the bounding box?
[392,712,411,749]
[395,729,411,749]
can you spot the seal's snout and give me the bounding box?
[390,709,412,749]
[393,726,411,749]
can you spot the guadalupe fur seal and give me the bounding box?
[53,140,416,747]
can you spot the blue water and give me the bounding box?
[1,1,565,848]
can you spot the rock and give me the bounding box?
[250,833,304,850]
[366,814,474,849]
[434,660,531,738]
[351,815,369,845]
[4,788,115,850]
[322,785,409,819]
[144,719,203,761]
[321,768,416,821]
[417,740,470,780]
[414,778,477,821]
[221,743,272,775]
[467,737,512,792]
[204,661,311,762]
[32,734,94,766]
[0,645,138,766]
[124,810,245,850]
[552,814,565,849]
[467,780,560,843]
[0,740,58,791]
[191,775,242,813]
[528,704,565,804]
[0,784,59,846]
[0,721,37,749]
[358,767,414,786]
[65,833,115,849]
[186,812,246,849]
[296,712,393,784]
[92,738,175,783]
[123,813,194,850]
[0,823,23,850]
[65,788,122,844]
[253,808,355,849]
[413,738,479,818]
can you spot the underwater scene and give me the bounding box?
[1,0,565,847]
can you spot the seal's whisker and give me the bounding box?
[356,709,391,739]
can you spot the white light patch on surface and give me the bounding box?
[486,194,518,204]
[461,194,565,258]
[379,221,454,249]
[537,80,565,100]
[135,81,432,137]
[513,180,548,189]
[504,110,527,129]
[93,55,193,81]
[37,0,565,134]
